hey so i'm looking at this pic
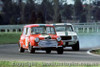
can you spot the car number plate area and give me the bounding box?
[38,40,58,47]
[68,42,76,45]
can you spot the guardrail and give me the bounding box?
[0,23,100,33]
[0,25,24,33]
[72,23,100,33]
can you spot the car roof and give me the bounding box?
[24,24,54,28]
[51,23,72,26]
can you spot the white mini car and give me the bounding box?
[52,23,80,51]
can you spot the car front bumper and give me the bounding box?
[32,46,63,48]
[62,40,78,46]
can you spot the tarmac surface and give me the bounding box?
[0,44,100,63]
[0,34,100,63]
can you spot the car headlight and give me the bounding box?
[35,38,39,42]
[73,36,77,40]
[57,37,61,41]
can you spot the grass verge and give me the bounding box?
[0,32,100,44]
[0,32,21,44]
[0,61,99,67]
[91,49,100,55]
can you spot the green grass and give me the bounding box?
[0,61,99,67]
[0,32,21,44]
[91,49,100,55]
[0,32,100,44]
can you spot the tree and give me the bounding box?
[2,0,11,24]
[74,0,83,21]
[2,0,20,24]
[36,11,45,24]
[95,7,100,21]
[62,4,72,20]
[96,1,100,6]
[80,10,87,22]
[58,14,62,23]
[0,14,3,25]
[29,11,37,24]
[25,0,35,24]
[40,0,54,21]
[35,0,54,22]
[19,0,25,24]
[53,0,61,23]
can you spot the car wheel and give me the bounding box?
[46,49,51,54]
[19,43,25,53]
[57,47,63,54]
[72,41,80,51]
[28,43,35,53]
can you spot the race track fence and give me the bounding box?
[0,23,100,33]
[72,23,100,33]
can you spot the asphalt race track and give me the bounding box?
[0,44,100,63]
[0,34,100,63]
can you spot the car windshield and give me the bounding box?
[31,26,56,34]
[55,25,73,32]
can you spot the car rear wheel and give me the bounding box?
[19,43,25,53]
[46,49,51,54]
[57,47,63,54]
[72,41,80,51]
[28,43,35,53]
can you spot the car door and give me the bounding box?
[25,27,30,48]
[21,27,29,48]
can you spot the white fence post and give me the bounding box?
[83,28,85,33]
[5,29,7,33]
[92,27,94,32]
[16,29,17,33]
[87,28,89,33]
[97,27,99,33]
[76,28,79,33]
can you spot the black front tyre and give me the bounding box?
[19,43,25,53]
[28,43,35,53]
[46,49,51,54]
[72,41,80,51]
[57,47,63,54]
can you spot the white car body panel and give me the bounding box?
[52,23,79,46]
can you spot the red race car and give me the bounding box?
[18,24,63,54]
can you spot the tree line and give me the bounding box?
[0,0,100,25]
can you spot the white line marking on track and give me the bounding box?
[87,48,100,57]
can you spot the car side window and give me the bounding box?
[66,25,73,31]
[27,28,30,35]
[50,27,55,34]
[23,27,28,35]
[25,28,28,35]
[23,28,26,35]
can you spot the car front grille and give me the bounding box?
[38,39,58,47]
[61,36,72,40]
